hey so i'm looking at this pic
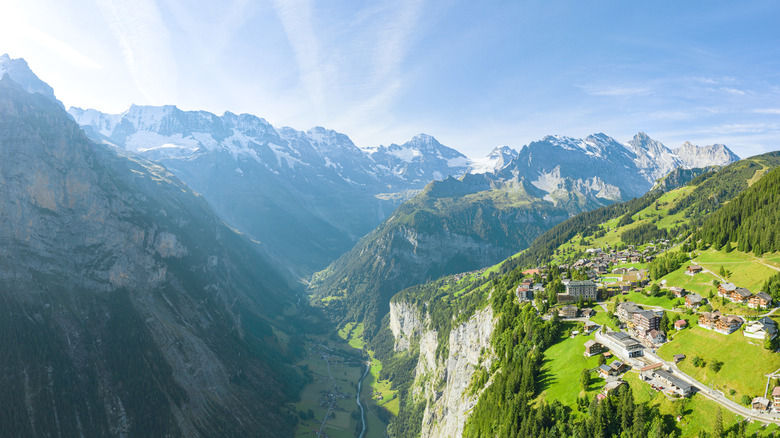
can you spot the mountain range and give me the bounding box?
[0,52,753,437]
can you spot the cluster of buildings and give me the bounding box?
[639,366,694,397]
[616,301,666,345]
[717,282,773,309]
[698,310,744,335]
[752,387,780,413]
[744,317,778,340]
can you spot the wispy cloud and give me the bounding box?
[270,0,325,117]
[578,84,652,97]
[718,87,747,95]
[753,108,780,115]
[96,0,178,104]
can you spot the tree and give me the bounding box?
[660,312,670,335]
[718,266,727,278]
[598,354,606,366]
[709,360,724,373]
[580,369,590,392]
[713,408,723,438]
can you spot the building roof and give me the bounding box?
[720,282,737,292]
[753,397,771,407]
[673,354,686,360]
[756,292,773,301]
[562,305,578,311]
[687,293,703,303]
[603,380,625,391]
[568,280,597,287]
[734,287,753,298]
[772,386,780,397]
[648,329,663,339]
[654,369,693,392]
[584,340,599,348]
[675,320,688,327]
[599,364,613,373]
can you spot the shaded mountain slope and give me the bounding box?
[0,76,301,437]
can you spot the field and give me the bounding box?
[615,291,682,309]
[624,372,779,437]
[658,264,720,296]
[536,323,607,410]
[292,322,396,438]
[657,326,780,405]
[692,249,780,292]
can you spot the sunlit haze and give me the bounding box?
[2,0,779,157]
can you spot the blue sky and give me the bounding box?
[1,0,779,158]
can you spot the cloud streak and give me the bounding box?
[270,0,325,117]
[96,0,178,104]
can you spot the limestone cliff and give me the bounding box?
[388,300,496,438]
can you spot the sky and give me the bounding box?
[1,0,779,159]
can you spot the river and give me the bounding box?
[356,362,371,438]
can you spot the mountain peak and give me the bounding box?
[0,54,64,109]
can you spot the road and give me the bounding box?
[642,349,780,425]
[600,327,780,425]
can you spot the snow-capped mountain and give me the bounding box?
[493,132,739,206]
[69,105,468,191]
[68,104,469,276]
[467,145,518,174]
[674,141,740,169]
[0,54,63,108]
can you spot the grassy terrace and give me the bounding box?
[691,249,780,292]
[536,323,607,411]
[658,326,780,406]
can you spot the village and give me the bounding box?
[515,243,780,424]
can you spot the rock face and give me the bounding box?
[388,301,496,438]
[0,54,63,108]
[69,106,469,277]
[0,76,298,437]
[674,141,741,169]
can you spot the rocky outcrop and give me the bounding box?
[389,301,496,438]
[0,74,296,437]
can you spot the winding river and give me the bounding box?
[356,362,371,438]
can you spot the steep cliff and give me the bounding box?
[387,300,496,438]
[0,75,300,436]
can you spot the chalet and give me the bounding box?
[685,293,704,309]
[744,317,778,340]
[598,364,617,377]
[673,354,686,363]
[559,305,578,318]
[686,265,703,275]
[610,360,628,374]
[715,315,743,335]
[748,292,773,309]
[674,320,688,330]
[730,287,753,304]
[565,280,599,300]
[718,282,737,298]
[612,267,629,275]
[633,310,661,333]
[602,380,626,394]
[698,311,720,331]
[772,386,780,403]
[583,340,604,357]
[670,286,686,298]
[580,308,596,318]
[752,397,772,412]
[647,329,666,344]
[584,320,600,333]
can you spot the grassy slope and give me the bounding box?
[536,324,607,410]
[658,326,780,405]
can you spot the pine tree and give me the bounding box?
[713,408,723,438]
